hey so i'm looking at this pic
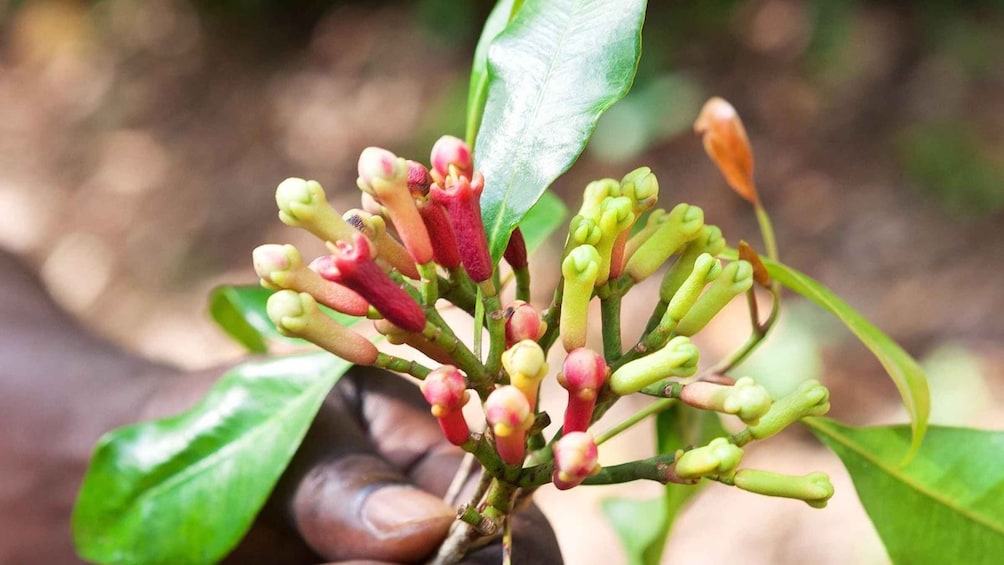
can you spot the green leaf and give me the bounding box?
[518,190,569,253]
[73,353,352,565]
[474,0,646,263]
[209,285,361,353]
[603,403,726,565]
[466,0,516,146]
[806,418,1004,565]
[722,250,930,462]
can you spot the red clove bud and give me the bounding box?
[430,172,492,283]
[421,366,471,446]
[557,348,608,433]
[551,432,600,490]
[484,386,533,466]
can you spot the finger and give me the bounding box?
[348,366,468,496]
[272,369,456,563]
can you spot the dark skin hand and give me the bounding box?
[0,250,562,564]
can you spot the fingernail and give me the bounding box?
[361,486,454,538]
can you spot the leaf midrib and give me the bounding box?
[807,419,1004,536]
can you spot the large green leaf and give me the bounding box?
[518,190,569,253]
[806,418,1004,565]
[209,285,361,353]
[722,250,930,461]
[466,0,516,146]
[603,403,726,565]
[73,353,352,565]
[474,0,646,262]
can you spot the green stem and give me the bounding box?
[581,451,682,485]
[481,281,506,379]
[595,398,676,445]
[708,284,780,375]
[598,282,623,362]
[374,352,432,379]
[422,317,490,395]
[418,262,439,306]
[538,282,563,353]
[514,266,531,303]
[754,204,778,263]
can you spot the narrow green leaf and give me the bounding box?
[466,0,516,146]
[73,353,352,565]
[475,0,646,263]
[518,190,569,253]
[806,418,1004,565]
[603,404,726,565]
[209,285,361,353]
[721,250,930,461]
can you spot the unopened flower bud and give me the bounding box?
[356,147,433,265]
[430,172,492,282]
[733,469,834,508]
[504,228,528,270]
[253,244,370,317]
[504,300,546,347]
[342,209,420,279]
[422,366,471,446]
[610,336,699,395]
[578,178,620,219]
[624,203,705,282]
[430,135,474,183]
[695,97,758,204]
[552,432,600,490]
[748,380,830,440]
[675,438,744,480]
[659,225,726,303]
[485,386,533,465]
[623,208,668,261]
[680,377,773,426]
[275,178,357,244]
[560,245,601,352]
[619,166,659,215]
[266,290,378,365]
[564,215,602,258]
[675,259,754,336]
[312,233,426,333]
[593,196,634,285]
[502,340,548,411]
[663,253,722,324]
[557,348,608,433]
[406,160,433,196]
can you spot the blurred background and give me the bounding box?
[1,0,1002,563]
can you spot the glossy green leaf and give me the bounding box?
[603,403,726,565]
[518,190,569,253]
[73,353,352,565]
[722,250,930,461]
[474,0,646,262]
[806,418,1004,565]
[466,0,516,146]
[209,285,361,353]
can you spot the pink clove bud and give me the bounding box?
[407,161,462,269]
[312,233,427,333]
[356,147,434,265]
[430,172,492,283]
[557,348,608,433]
[430,135,474,184]
[484,386,533,466]
[504,300,546,348]
[551,432,600,490]
[421,366,472,446]
[253,243,370,317]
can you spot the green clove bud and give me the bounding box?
[675,438,744,480]
[624,203,705,283]
[609,336,699,395]
[748,380,830,441]
[674,259,754,336]
[733,469,834,508]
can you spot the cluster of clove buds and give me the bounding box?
[253,98,835,528]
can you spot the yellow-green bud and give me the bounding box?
[659,225,726,303]
[619,166,659,214]
[609,336,699,395]
[561,245,601,352]
[564,215,603,257]
[275,178,356,244]
[623,208,668,260]
[675,438,744,480]
[680,377,773,426]
[501,339,548,411]
[593,196,634,285]
[675,259,753,336]
[265,290,378,365]
[624,203,705,282]
[579,178,621,218]
[664,253,722,324]
[748,380,830,440]
[733,469,834,508]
